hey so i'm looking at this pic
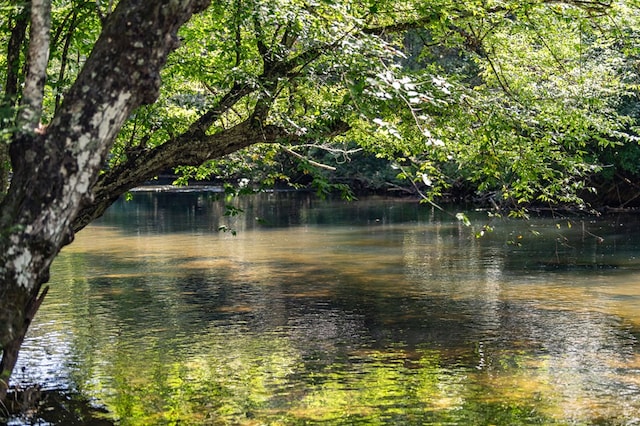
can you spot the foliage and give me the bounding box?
[166,1,640,210]
[383,1,640,210]
[2,0,639,210]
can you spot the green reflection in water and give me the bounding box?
[82,334,555,425]
[15,194,640,425]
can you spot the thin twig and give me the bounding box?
[282,146,337,171]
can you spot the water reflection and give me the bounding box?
[11,193,640,424]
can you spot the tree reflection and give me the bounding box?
[13,195,640,424]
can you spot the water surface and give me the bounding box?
[11,192,640,424]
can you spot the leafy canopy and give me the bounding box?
[2,0,639,210]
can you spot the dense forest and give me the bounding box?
[1,0,640,402]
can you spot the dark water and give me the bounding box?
[8,192,640,425]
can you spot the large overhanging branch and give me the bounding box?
[73,117,350,232]
[105,25,350,182]
[73,13,361,231]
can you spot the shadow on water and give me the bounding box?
[1,389,113,425]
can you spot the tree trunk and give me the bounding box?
[0,0,211,402]
[0,287,47,400]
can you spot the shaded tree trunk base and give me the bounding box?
[1,387,114,425]
[0,286,48,402]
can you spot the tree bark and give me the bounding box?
[18,0,51,131]
[0,0,211,401]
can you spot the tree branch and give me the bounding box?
[73,9,356,230]
[282,146,337,171]
[18,0,51,131]
[3,5,29,105]
[187,82,256,136]
[73,118,350,231]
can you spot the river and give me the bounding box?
[8,191,640,424]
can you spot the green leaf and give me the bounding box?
[455,212,471,227]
